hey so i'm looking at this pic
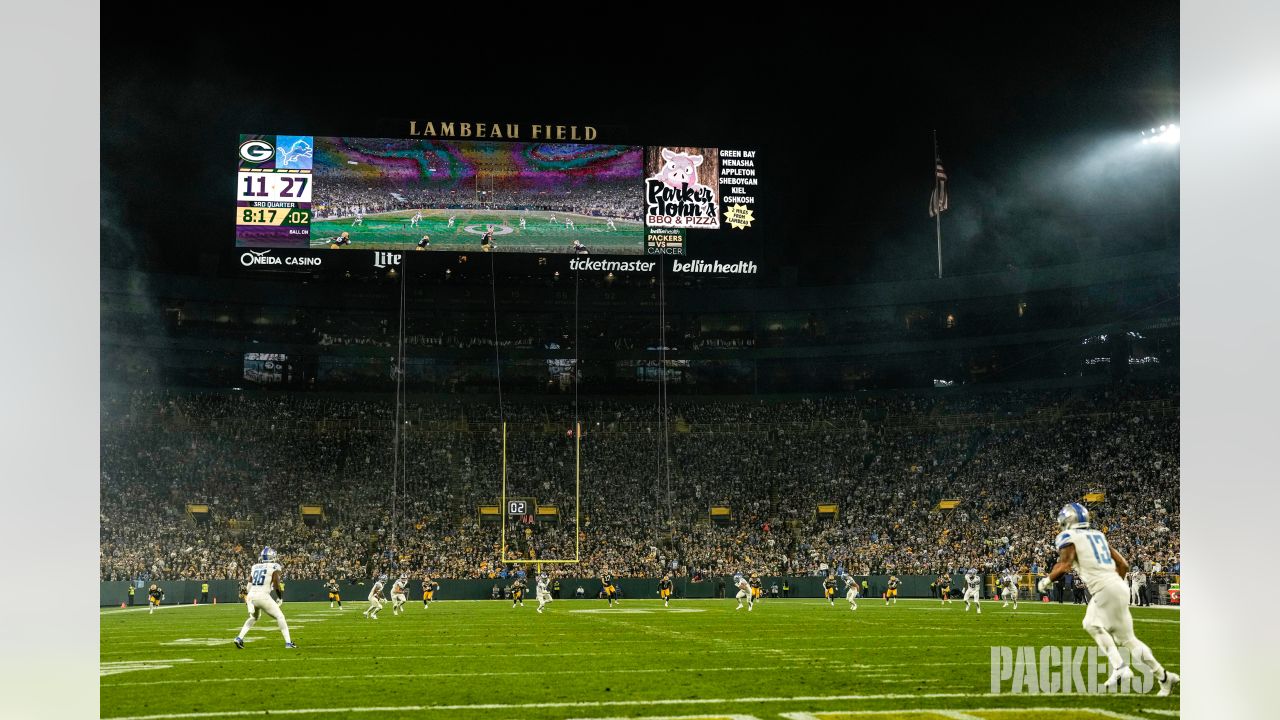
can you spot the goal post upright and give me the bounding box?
[500,420,507,562]
[575,420,581,564]
[498,419,582,567]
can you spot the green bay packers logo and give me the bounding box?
[239,138,275,164]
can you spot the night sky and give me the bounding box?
[102,8,1178,285]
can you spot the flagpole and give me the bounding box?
[935,205,942,279]
[934,130,942,279]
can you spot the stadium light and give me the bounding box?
[1139,123,1179,146]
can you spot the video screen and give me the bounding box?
[236,135,645,254]
[243,352,289,383]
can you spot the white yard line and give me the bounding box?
[102,639,1148,655]
[568,715,763,720]
[101,659,195,677]
[780,708,1148,720]
[102,693,1175,720]
[102,662,861,687]
[101,604,211,614]
[95,648,934,665]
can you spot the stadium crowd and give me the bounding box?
[100,385,1179,585]
[311,178,642,221]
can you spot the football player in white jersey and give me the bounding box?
[519,216,527,229]
[963,568,983,613]
[842,573,859,611]
[606,218,616,231]
[1001,571,1019,609]
[234,547,296,649]
[364,574,387,620]
[1038,503,1180,695]
[536,571,553,614]
[565,218,575,230]
[352,209,364,226]
[409,211,423,228]
[1128,569,1144,606]
[447,215,456,228]
[390,575,408,615]
[733,572,754,612]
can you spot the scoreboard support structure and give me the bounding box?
[500,421,581,566]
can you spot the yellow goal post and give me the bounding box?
[500,421,581,566]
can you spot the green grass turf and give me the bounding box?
[308,209,645,253]
[100,598,1179,720]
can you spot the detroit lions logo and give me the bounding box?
[276,138,313,169]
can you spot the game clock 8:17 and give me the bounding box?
[237,207,312,226]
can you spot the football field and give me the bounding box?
[100,598,1179,720]
[309,209,645,254]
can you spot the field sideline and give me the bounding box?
[100,598,1178,720]
[308,208,645,253]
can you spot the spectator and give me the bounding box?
[100,386,1179,583]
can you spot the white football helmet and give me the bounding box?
[1057,503,1090,530]
[259,546,278,563]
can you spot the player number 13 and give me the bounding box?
[1087,534,1112,565]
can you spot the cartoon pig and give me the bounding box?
[654,148,704,190]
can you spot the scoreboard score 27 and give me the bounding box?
[236,134,313,247]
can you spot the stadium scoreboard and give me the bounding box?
[236,136,314,245]
[235,133,760,257]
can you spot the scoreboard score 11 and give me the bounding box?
[237,172,312,203]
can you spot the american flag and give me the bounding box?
[929,159,949,217]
